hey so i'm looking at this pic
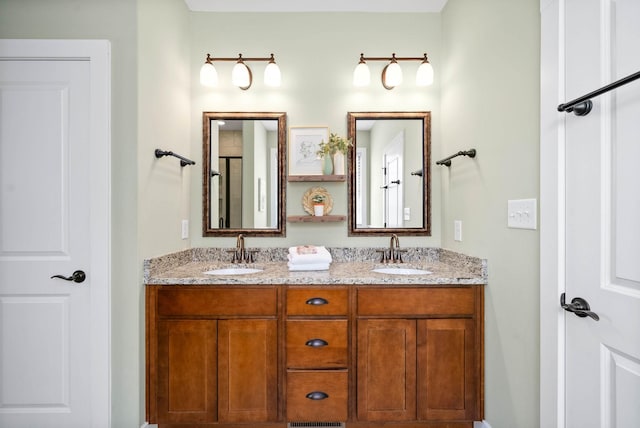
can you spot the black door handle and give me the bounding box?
[561,293,599,321]
[51,270,86,284]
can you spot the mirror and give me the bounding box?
[347,112,431,236]
[203,112,286,237]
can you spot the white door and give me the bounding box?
[382,132,403,228]
[541,1,640,427]
[0,40,111,428]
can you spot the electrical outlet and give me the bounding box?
[507,199,537,230]
[181,220,189,239]
[454,220,462,241]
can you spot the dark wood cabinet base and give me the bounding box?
[147,285,483,428]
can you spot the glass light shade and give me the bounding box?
[264,62,281,87]
[385,62,403,87]
[232,62,251,88]
[200,62,218,87]
[416,61,434,86]
[353,62,371,86]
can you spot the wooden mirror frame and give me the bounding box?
[202,112,287,237]
[347,111,431,236]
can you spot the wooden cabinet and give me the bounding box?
[147,286,278,426]
[356,287,483,424]
[146,284,483,427]
[156,319,217,424]
[285,287,349,422]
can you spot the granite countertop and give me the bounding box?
[144,247,487,286]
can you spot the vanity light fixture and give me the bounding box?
[353,53,434,90]
[200,53,281,90]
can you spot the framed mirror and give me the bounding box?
[347,112,431,236]
[203,112,287,237]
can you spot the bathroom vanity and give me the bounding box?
[145,248,486,428]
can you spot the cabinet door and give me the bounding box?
[218,319,278,423]
[417,319,477,421]
[157,319,217,424]
[357,319,416,421]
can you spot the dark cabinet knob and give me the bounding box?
[305,338,329,348]
[305,297,328,306]
[305,391,329,400]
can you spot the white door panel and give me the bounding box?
[556,0,640,426]
[0,40,110,428]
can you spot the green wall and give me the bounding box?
[1,1,541,426]
[189,12,443,249]
[441,0,540,426]
[0,0,141,425]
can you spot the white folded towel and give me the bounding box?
[287,246,332,265]
[287,262,331,271]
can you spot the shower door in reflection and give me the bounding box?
[218,157,242,228]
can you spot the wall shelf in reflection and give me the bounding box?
[287,215,346,223]
[288,174,346,182]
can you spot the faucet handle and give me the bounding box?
[245,249,258,263]
[226,249,239,263]
[394,249,407,264]
[376,249,388,263]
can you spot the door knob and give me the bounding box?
[51,270,86,284]
[560,292,599,321]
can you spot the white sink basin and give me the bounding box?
[203,268,263,275]
[372,267,432,275]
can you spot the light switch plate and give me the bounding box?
[181,220,189,239]
[404,207,411,221]
[507,199,537,230]
[454,220,462,241]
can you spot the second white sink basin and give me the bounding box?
[203,267,263,275]
[373,267,432,275]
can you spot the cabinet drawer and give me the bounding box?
[287,288,348,316]
[287,370,348,422]
[357,287,475,316]
[286,320,348,368]
[157,287,277,317]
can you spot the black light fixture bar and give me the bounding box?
[359,54,427,62]
[557,69,640,116]
[204,53,275,63]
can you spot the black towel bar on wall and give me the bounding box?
[436,149,476,167]
[154,149,195,167]
[557,70,640,116]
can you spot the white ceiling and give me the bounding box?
[184,0,448,13]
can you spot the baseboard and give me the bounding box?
[143,422,486,428]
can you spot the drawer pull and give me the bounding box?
[305,297,329,306]
[305,391,329,400]
[305,338,329,348]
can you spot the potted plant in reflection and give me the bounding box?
[317,133,352,175]
[311,194,326,216]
